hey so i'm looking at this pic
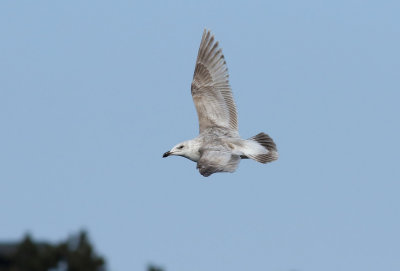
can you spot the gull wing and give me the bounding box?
[191,29,238,134]
[197,149,240,177]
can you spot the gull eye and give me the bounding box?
[177,145,184,149]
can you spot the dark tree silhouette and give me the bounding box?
[0,231,164,271]
[147,265,165,271]
[0,231,105,271]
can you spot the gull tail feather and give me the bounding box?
[241,132,278,163]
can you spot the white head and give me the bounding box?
[163,139,201,162]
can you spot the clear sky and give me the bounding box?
[1,1,399,271]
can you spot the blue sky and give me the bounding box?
[1,1,399,271]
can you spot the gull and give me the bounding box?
[163,29,278,177]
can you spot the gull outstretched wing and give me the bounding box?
[191,29,238,134]
[197,149,241,177]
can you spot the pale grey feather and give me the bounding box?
[196,132,241,177]
[197,151,240,177]
[191,29,238,134]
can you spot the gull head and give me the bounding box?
[163,139,201,162]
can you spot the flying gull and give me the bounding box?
[163,29,278,177]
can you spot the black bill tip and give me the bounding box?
[163,151,171,158]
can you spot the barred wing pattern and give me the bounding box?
[191,29,238,134]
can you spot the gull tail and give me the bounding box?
[241,132,278,163]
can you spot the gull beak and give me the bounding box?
[163,151,172,158]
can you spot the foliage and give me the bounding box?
[0,231,105,271]
[0,231,164,271]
